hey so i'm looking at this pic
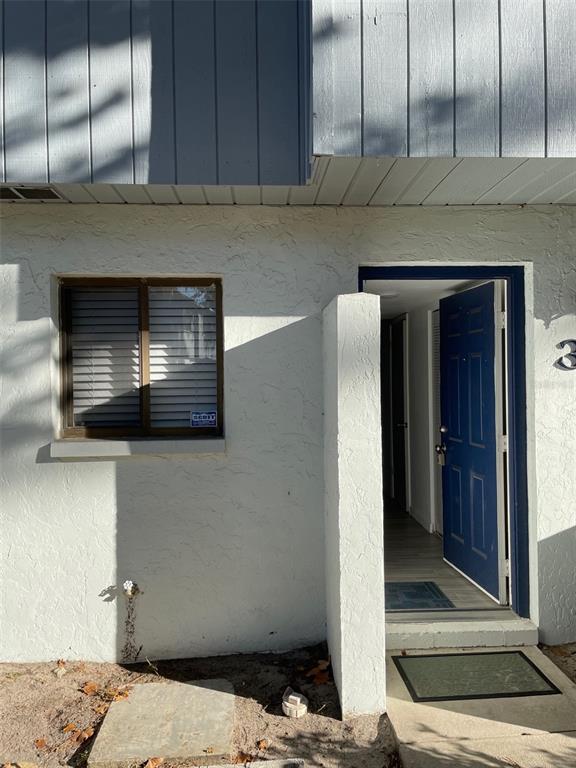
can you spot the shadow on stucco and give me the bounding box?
[538,526,576,646]
[3,214,576,664]
[107,315,326,663]
[0,300,327,660]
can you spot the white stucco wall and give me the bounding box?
[323,294,386,717]
[1,203,575,664]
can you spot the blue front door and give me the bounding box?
[440,282,504,601]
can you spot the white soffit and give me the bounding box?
[2,158,576,206]
[364,279,470,318]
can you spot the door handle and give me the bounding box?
[435,443,447,466]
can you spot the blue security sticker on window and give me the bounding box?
[191,411,217,427]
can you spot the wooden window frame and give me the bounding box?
[59,277,224,439]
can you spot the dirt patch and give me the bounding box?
[0,644,399,768]
[541,642,576,684]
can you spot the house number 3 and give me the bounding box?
[555,340,576,371]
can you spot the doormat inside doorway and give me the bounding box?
[385,581,454,611]
[393,651,561,702]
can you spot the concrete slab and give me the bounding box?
[88,679,234,767]
[399,732,576,768]
[386,647,576,745]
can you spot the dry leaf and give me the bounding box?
[143,759,164,768]
[81,681,99,696]
[104,686,130,701]
[56,659,66,667]
[76,727,95,744]
[93,703,110,716]
[33,740,47,750]
[256,739,268,751]
[113,689,130,701]
[232,753,251,765]
[305,660,331,682]
[204,747,214,755]
[62,723,77,733]
[305,661,331,685]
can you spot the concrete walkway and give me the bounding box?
[386,646,576,768]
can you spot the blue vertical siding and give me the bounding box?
[173,0,217,184]
[258,0,302,185]
[215,0,259,185]
[0,0,312,185]
[314,0,576,158]
[3,0,48,182]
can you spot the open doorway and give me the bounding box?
[361,265,530,622]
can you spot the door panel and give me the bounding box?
[440,282,503,600]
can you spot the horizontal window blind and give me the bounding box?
[149,285,218,428]
[61,279,222,436]
[70,288,141,427]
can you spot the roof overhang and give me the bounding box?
[1,157,575,206]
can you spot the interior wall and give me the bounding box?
[407,306,434,531]
[380,319,392,500]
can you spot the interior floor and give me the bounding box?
[384,501,514,619]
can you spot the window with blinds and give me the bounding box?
[59,278,223,437]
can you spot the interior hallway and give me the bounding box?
[384,503,512,615]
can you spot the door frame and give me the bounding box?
[428,308,443,535]
[359,264,530,619]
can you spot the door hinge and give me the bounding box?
[497,310,507,331]
[499,435,509,452]
[504,559,510,577]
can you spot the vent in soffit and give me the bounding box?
[0,186,63,201]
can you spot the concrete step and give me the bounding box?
[387,646,576,768]
[386,617,538,650]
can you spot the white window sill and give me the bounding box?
[50,438,226,460]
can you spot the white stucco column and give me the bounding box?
[323,292,386,718]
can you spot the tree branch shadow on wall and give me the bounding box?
[312,6,573,157]
[7,2,575,186]
[2,0,184,184]
[108,316,325,667]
